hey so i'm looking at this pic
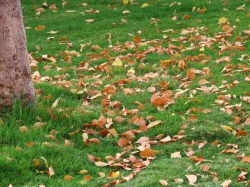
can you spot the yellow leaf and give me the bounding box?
[0,118,4,125]
[218,17,227,24]
[199,47,205,52]
[141,3,149,8]
[221,125,233,131]
[109,171,120,179]
[112,59,122,66]
[47,30,58,34]
[123,0,128,5]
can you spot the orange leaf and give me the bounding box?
[133,36,141,43]
[220,148,239,154]
[84,175,92,181]
[33,159,41,167]
[241,156,250,163]
[103,85,116,94]
[178,60,185,71]
[63,175,74,180]
[187,69,195,81]
[189,156,207,163]
[140,148,158,158]
[35,25,45,31]
[88,138,100,144]
[182,14,191,19]
[117,137,130,148]
[236,131,248,136]
[25,142,35,147]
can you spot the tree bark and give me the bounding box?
[0,0,35,108]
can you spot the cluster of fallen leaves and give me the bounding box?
[8,1,250,186]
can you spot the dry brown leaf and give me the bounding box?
[187,69,195,81]
[117,137,130,148]
[19,126,29,132]
[25,142,35,147]
[241,156,250,163]
[140,148,158,158]
[95,161,109,167]
[147,120,162,129]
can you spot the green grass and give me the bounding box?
[1,0,250,186]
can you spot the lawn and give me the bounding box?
[0,0,250,186]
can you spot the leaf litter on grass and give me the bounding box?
[3,0,250,186]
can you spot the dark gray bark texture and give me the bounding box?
[0,0,35,108]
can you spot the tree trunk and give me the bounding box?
[0,0,35,108]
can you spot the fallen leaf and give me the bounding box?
[78,170,88,174]
[85,19,95,23]
[159,179,168,186]
[147,120,162,129]
[112,59,123,66]
[109,171,120,179]
[123,0,128,5]
[140,148,158,158]
[185,174,197,185]
[173,178,184,183]
[171,152,181,158]
[63,175,74,180]
[35,25,45,31]
[84,175,92,181]
[221,179,231,187]
[19,126,29,132]
[218,17,228,24]
[95,161,109,167]
[98,172,105,178]
[141,3,149,8]
[187,69,195,81]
